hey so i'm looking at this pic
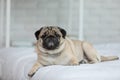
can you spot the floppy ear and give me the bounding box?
[35,27,43,40]
[58,27,66,39]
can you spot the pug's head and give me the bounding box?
[35,26,66,50]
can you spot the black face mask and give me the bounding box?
[42,36,60,50]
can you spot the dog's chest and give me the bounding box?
[39,53,71,65]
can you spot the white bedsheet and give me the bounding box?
[0,43,120,80]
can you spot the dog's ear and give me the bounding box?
[35,27,43,40]
[58,27,66,39]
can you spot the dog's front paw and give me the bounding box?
[69,58,79,65]
[28,71,35,77]
[28,62,41,77]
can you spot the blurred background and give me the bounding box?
[0,0,120,48]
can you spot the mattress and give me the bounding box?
[0,43,120,80]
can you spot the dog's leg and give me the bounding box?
[69,58,79,65]
[82,41,101,63]
[28,61,42,77]
[101,56,119,62]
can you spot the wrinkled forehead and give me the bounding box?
[40,26,61,35]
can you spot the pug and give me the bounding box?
[28,26,119,77]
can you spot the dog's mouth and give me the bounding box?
[42,36,60,50]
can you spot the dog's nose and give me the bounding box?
[48,42,54,47]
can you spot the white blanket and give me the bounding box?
[0,43,120,80]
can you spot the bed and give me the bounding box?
[0,43,120,80]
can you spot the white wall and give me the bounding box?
[0,0,5,48]
[10,0,80,46]
[84,0,120,44]
[0,0,120,47]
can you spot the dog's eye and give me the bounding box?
[55,33,60,38]
[41,34,46,38]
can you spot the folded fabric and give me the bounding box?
[0,43,120,80]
